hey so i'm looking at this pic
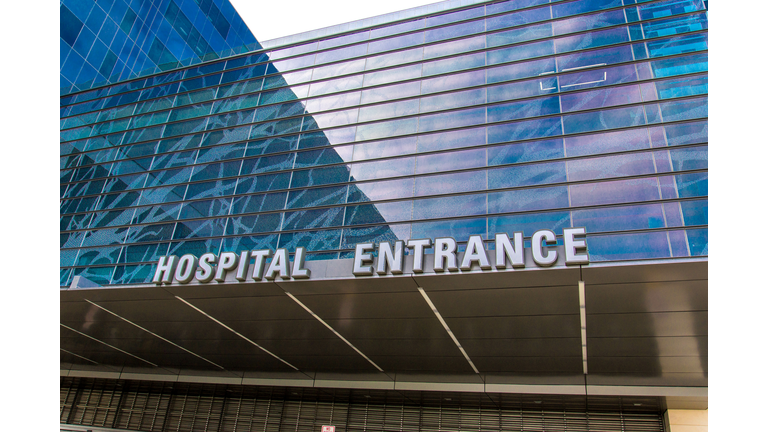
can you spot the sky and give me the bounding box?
[229,0,445,41]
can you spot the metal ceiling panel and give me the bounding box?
[589,336,707,357]
[471,356,584,373]
[425,285,579,317]
[348,338,463,357]
[587,312,708,337]
[586,280,707,313]
[445,315,581,339]
[460,337,582,358]
[290,291,436,320]
[175,294,320,321]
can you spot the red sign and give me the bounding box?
[321,426,335,432]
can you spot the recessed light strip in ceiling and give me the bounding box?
[175,296,300,371]
[60,323,157,367]
[578,281,588,375]
[84,299,225,370]
[284,292,384,373]
[417,287,480,374]
[60,347,99,365]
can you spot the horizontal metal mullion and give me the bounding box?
[60,61,710,172]
[59,170,708,236]
[61,85,711,177]
[60,7,707,123]
[60,115,710,192]
[60,141,709,208]
[61,59,710,163]
[58,0,611,103]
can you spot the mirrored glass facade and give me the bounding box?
[60,0,258,95]
[61,0,708,287]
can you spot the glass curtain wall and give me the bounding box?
[60,0,708,286]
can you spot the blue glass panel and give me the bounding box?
[488,22,552,48]
[489,161,567,189]
[344,201,412,226]
[415,148,485,175]
[355,118,417,141]
[282,207,344,230]
[287,185,348,209]
[411,217,487,243]
[122,242,170,264]
[240,153,295,175]
[488,186,569,213]
[488,96,560,122]
[486,5,551,31]
[638,0,706,20]
[220,234,279,253]
[647,33,707,58]
[132,203,182,225]
[89,208,135,228]
[278,229,343,253]
[417,128,485,153]
[489,138,564,165]
[658,97,708,122]
[554,9,626,36]
[587,231,671,261]
[423,52,485,76]
[367,32,424,54]
[686,228,708,256]
[426,6,484,27]
[565,127,650,157]
[563,105,645,134]
[651,52,708,78]
[139,184,187,205]
[488,57,556,84]
[680,199,708,227]
[348,178,414,202]
[488,117,562,144]
[415,171,486,197]
[185,179,237,200]
[172,218,227,239]
[418,107,485,133]
[370,18,424,39]
[412,194,486,220]
[425,24,485,48]
[675,172,707,198]
[420,88,486,113]
[487,40,554,66]
[573,203,666,233]
[230,192,287,215]
[552,0,623,18]
[235,173,292,195]
[358,100,419,123]
[73,266,115,286]
[341,224,411,249]
[111,264,155,284]
[570,177,660,206]
[226,213,282,235]
[489,211,571,238]
[289,165,351,188]
[568,151,656,181]
[61,231,85,248]
[76,246,122,266]
[167,238,222,257]
[664,120,707,146]
[81,226,130,247]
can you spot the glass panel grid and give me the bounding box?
[61,0,707,285]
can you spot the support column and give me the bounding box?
[664,409,708,432]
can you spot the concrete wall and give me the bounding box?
[665,409,708,432]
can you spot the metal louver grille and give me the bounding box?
[61,377,663,432]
